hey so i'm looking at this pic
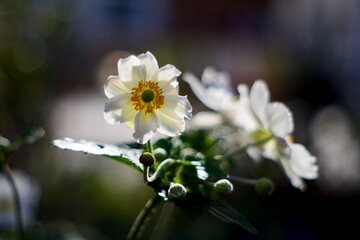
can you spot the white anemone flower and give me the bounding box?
[234,80,318,190]
[104,52,192,144]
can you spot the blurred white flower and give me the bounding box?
[183,67,238,130]
[104,51,192,144]
[234,80,318,190]
[0,170,40,230]
[183,67,235,112]
[311,106,360,193]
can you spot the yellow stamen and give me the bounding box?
[130,80,164,113]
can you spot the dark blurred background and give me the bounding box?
[1,0,360,239]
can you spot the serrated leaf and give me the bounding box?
[207,200,257,234]
[51,138,143,172]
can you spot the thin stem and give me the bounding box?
[127,195,161,240]
[144,159,202,183]
[146,140,153,154]
[228,176,257,185]
[2,164,25,240]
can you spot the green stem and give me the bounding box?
[146,140,153,154]
[2,164,25,240]
[228,176,257,185]
[127,195,161,240]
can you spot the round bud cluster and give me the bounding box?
[214,179,234,196]
[168,183,187,200]
[139,152,155,166]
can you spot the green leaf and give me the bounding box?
[51,138,143,172]
[207,200,257,234]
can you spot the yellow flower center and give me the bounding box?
[130,80,164,113]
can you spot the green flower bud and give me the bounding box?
[139,152,155,166]
[214,179,233,196]
[255,178,274,196]
[168,183,186,200]
[153,148,167,161]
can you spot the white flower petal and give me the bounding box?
[188,111,224,129]
[183,72,232,112]
[104,76,134,98]
[249,80,270,127]
[232,103,259,132]
[266,102,294,138]
[157,64,181,85]
[154,94,192,136]
[132,64,146,82]
[104,93,137,125]
[261,137,290,160]
[117,55,141,81]
[237,84,250,106]
[158,77,179,96]
[261,139,280,160]
[157,111,185,136]
[202,67,232,91]
[165,95,192,119]
[280,157,306,191]
[137,51,159,80]
[133,110,159,144]
[289,143,319,179]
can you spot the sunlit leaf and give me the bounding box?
[207,200,257,234]
[51,138,143,172]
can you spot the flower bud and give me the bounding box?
[139,152,155,166]
[214,179,233,196]
[255,178,274,196]
[168,183,186,200]
[153,148,167,161]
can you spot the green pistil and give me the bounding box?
[251,129,273,145]
[141,89,155,102]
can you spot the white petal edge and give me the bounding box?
[132,64,146,83]
[288,143,319,179]
[280,157,306,191]
[187,111,224,130]
[104,76,132,98]
[202,67,232,91]
[104,93,137,125]
[117,55,141,82]
[183,72,230,112]
[133,110,159,144]
[137,51,159,81]
[156,111,185,137]
[249,80,270,128]
[266,102,294,138]
[165,95,192,120]
[157,64,181,87]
